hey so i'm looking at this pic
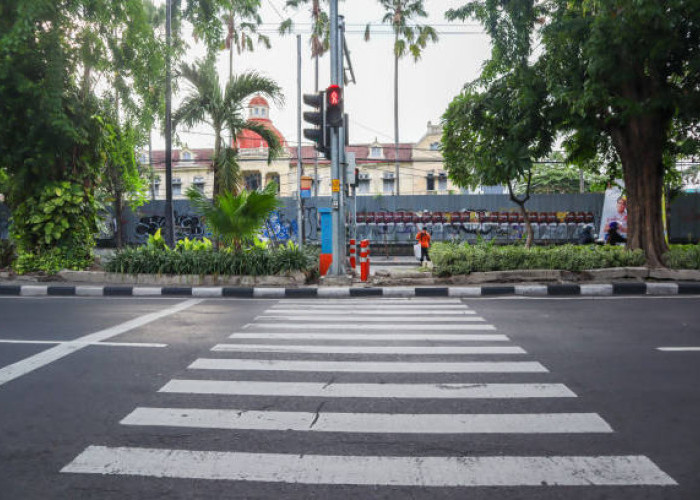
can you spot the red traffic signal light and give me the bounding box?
[326,85,344,127]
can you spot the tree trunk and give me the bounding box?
[610,114,669,267]
[393,35,400,196]
[507,181,533,249]
[114,192,123,249]
[213,127,221,197]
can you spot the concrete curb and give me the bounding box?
[1,282,699,298]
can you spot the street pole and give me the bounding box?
[164,0,175,247]
[296,34,304,249]
[329,0,343,275]
[337,15,346,270]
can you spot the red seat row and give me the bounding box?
[355,211,594,224]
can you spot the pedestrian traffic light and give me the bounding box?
[303,91,329,158]
[326,84,344,128]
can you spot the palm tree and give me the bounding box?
[223,0,270,80]
[364,1,438,195]
[187,182,280,248]
[280,0,333,196]
[173,57,284,196]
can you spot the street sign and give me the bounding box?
[332,179,340,192]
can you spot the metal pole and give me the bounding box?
[329,0,342,275]
[337,15,346,270]
[164,0,175,247]
[313,54,319,198]
[296,34,303,249]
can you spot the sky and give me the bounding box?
[157,0,491,150]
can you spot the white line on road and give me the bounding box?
[248,323,494,331]
[266,309,475,315]
[159,380,573,398]
[0,339,167,348]
[278,299,465,304]
[0,299,203,387]
[188,358,548,373]
[255,315,484,322]
[62,446,676,486]
[656,347,700,352]
[121,408,613,434]
[211,344,525,355]
[228,333,509,341]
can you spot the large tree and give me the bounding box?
[365,0,438,195]
[173,57,284,196]
[448,0,700,266]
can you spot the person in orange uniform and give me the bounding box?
[416,227,432,267]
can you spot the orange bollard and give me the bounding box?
[360,239,369,282]
[349,239,356,269]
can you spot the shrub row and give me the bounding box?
[105,246,313,276]
[431,242,651,275]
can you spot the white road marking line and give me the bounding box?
[121,408,613,434]
[0,339,167,348]
[657,347,700,352]
[0,299,203,387]
[211,344,525,355]
[267,309,475,315]
[248,323,494,331]
[188,358,548,373]
[255,315,484,322]
[228,333,509,341]
[159,380,572,398]
[279,299,464,304]
[62,447,676,486]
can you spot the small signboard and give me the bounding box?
[300,188,311,199]
[332,179,340,192]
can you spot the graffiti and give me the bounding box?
[133,212,210,242]
[262,210,298,243]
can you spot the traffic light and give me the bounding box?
[303,91,329,158]
[326,84,344,128]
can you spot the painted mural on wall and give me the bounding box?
[131,211,211,243]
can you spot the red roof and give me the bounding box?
[235,119,287,149]
[248,96,269,107]
[289,143,413,165]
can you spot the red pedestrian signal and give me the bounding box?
[326,85,344,127]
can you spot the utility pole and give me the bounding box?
[296,34,303,249]
[164,0,175,247]
[329,0,343,275]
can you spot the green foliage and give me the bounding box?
[279,1,332,58]
[522,160,607,195]
[10,181,96,274]
[175,237,213,252]
[146,229,169,251]
[187,182,279,247]
[105,245,311,276]
[663,245,700,270]
[431,242,648,275]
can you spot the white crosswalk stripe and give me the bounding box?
[62,297,677,490]
[188,358,549,373]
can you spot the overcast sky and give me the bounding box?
[158,0,491,150]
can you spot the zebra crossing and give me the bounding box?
[61,298,677,491]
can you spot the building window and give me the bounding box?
[358,174,371,194]
[172,178,182,196]
[382,173,395,194]
[181,151,192,161]
[438,172,448,191]
[152,176,160,198]
[426,173,435,191]
[244,172,262,191]
[193,176,205,193]
[266,174,280,193]
[369,146,382,158]
[429,142,440,151]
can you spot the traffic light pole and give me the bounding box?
[329,0,343,276]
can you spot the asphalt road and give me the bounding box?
[0,295,698,499]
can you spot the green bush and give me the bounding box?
[431,242,650,276]
[104,244,312,276]
[663,244,700,270]
[13,247,93,274]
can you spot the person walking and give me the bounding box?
[416,227,432,267]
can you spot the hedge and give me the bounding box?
[104,246,313,276]
[431,242,700,276]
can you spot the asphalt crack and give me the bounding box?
[309,401,327,429]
